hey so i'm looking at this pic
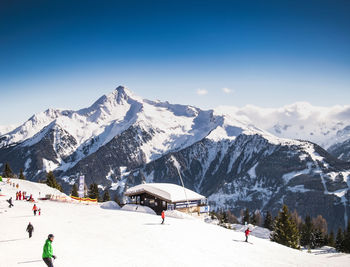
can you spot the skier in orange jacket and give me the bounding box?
[161,210,165,224]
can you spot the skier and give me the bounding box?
[42,234,56,267]
[245,227,251,242]
[161,210,165,224]
[16,191,18,200]
[19,191,22,200]
[7,197,14,208]
[26,222,34,238]
[39,208,41,216]
[32,204,38,216]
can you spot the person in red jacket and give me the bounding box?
[32,204,38,216]
[161,210,165,224]
[245,227,251,242]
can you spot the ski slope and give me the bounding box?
[1,179,349,267]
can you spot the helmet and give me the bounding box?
[48,234,54,239]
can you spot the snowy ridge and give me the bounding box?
[0,86,261,172]
[216,102,350,148]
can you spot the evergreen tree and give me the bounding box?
[335,227,344,252]
[46,171,57,188]
[19,169,26,180]
[344,220,350,253]
[2,162,14,178]
[57,183,63,192]
[313,229,324,248]
[242,208,250,225]
[88,183,100,201]
[102,190,111,202]
[45,171,63,191]
[251,212,257,225]
[327,231,335,247]
[264,211,273,230]
[300,215,314,248]
[71,184,79,197]
[270,205,300,249]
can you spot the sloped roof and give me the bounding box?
[125,183,205,203]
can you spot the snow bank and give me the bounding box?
[164,210,195,220]
[121,204,156,215]
[1,178,68,201]
[100,201,121,210]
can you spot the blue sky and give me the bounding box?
[0,0,349,125]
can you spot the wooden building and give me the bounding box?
[124,183,208,215]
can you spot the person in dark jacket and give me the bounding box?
[7,197,14,208]
[245,227,251,242]
[26,222,34,238]
[43,234,56,267]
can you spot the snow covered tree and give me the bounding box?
[88,183,100,201]
[335,227,344,252]
[2,162,14,178]
[71,184,78,197]
[19,169,26,180]
[264,211,273,230]
[270,205,300,249]
[102,190,111,202]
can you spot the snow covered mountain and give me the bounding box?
[0,86,350,232]
[216,102,350,149]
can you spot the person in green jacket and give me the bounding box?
[42,234,56,267]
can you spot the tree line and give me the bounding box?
[212,204,350,253]
[2,162,26,180]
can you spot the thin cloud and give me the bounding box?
[222,87,233,94]
[196,89,208,95]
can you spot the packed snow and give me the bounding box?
[1,179,350,267]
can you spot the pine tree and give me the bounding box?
[327,231,335,247]
[242,208,250,225]
[71,184,79,197]
[344,220,350,253]
[335,227,344,252]
[19,169,26,180]
[2,162,14,178]
[270,205,300,249]
[45,171,63,191]
[264,211,273,230]
[102,190,111,202]
[46,171,57,188]
[251,212,257,225]
[300,215,314,248]
[88,183,100,201]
